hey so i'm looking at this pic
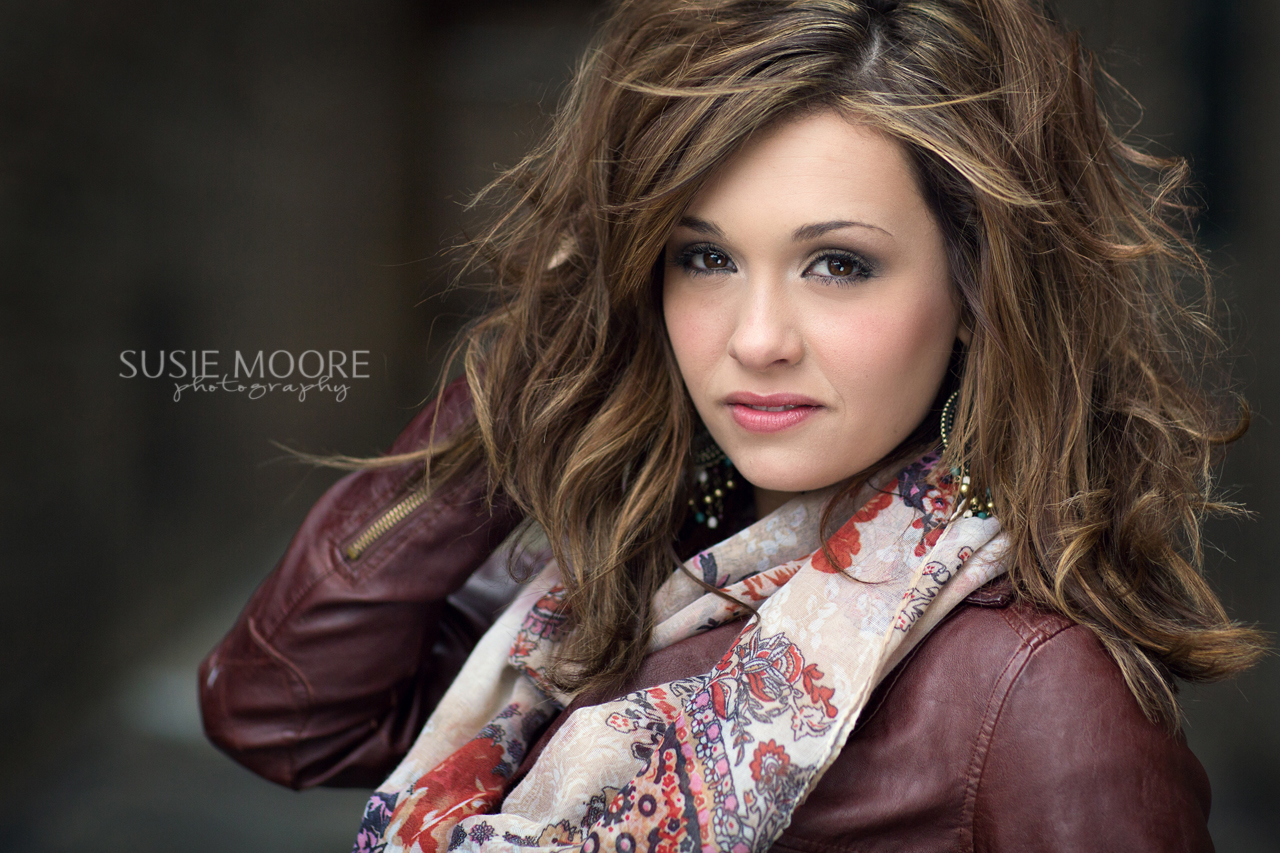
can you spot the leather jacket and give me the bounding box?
[199,378,1214,851]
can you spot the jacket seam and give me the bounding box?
[247,615,313,785]
[258,552,343,641]
[958,640,1028,852]
[959,616,1078,851]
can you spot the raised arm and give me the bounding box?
[198,377,523,789]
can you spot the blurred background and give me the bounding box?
[0,0,1275,850]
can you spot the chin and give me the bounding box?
[735,461,851,496]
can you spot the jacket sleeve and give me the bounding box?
[197,377,524,789]
[971,617,1214,852]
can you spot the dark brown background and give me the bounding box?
[0,1,1275,849]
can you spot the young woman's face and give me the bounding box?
[663,111,964,511]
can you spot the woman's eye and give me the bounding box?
[699,251,731,270]
[807,252,872,282]
[674,245,737,275]
[821,256,854,276]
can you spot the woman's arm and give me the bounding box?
[198,377,523,789]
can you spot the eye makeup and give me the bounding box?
[669,242,737,276]
[667,242,878,285]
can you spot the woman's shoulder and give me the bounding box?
[955,585,1213,850]
[778,580,1214,853]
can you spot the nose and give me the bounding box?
[726,276,803,371]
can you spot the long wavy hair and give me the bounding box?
[398,0,1263,724]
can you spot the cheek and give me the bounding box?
[815,291,958,427]
[663,283,724,389]
[662,285,696,372]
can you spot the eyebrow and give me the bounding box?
[674,216,892,241]
[793,219,892,241]
[675,216,725,238]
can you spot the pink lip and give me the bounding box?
[724,392,823,433]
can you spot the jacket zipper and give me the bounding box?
[343,484,431,561]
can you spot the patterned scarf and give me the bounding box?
[353,453,1006,853]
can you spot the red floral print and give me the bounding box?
[800,664,837,719]
[749,740,791,782]
[811,491,894,573]
[391,735,508,852]
[909,485,955,556]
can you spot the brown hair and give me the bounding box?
[405,0,1264,723]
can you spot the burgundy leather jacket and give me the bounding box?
[199,379,1215,851]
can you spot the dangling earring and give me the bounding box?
[688,429,737,529]
[940,390,994,519]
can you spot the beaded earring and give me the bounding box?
[688,429,737,529]
[940,390,995,519]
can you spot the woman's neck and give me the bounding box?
[754,486,799,518]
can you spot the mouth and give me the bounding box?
[723,393,822,433]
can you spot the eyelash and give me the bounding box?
[671,242,875,285]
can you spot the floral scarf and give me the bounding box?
[353,453,1006,853]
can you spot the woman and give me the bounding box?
[199,0,1264,850]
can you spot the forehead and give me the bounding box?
[682,111,927,229]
